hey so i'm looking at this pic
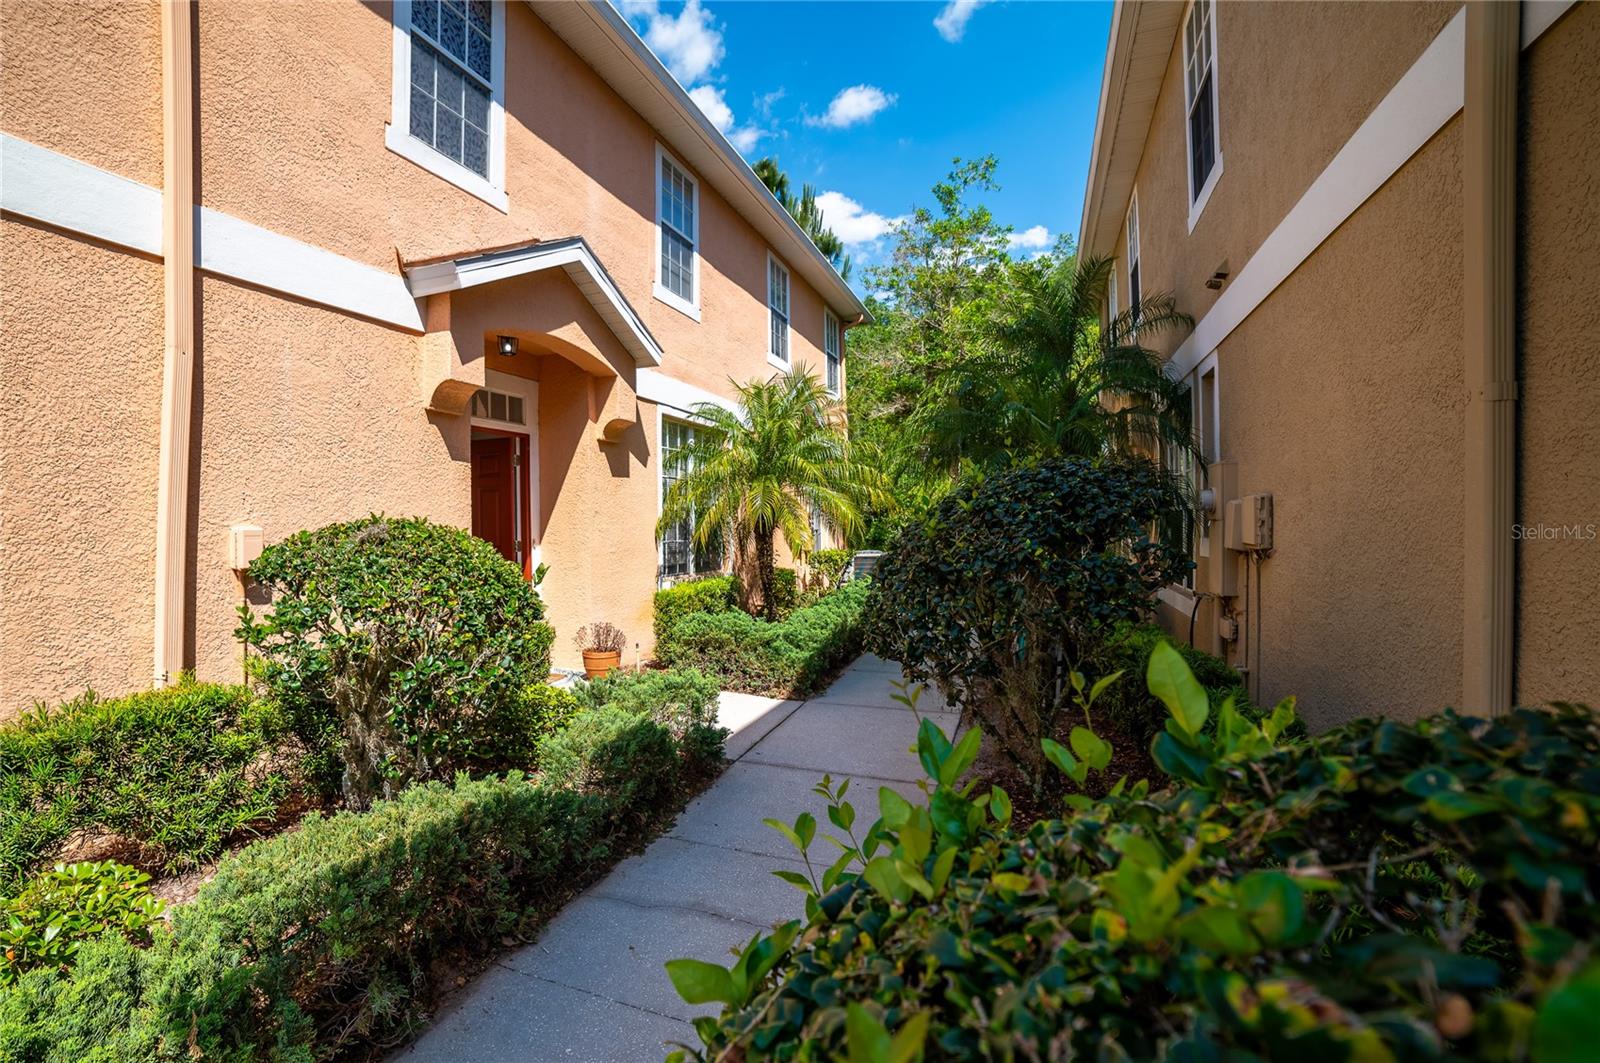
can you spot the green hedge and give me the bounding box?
[0,715,721,1061]
[667,649,1600,1061]
[0,682,287,891]
[657,580,871,697]
[653,576,740,647]
[1090,622,1267,741]
[574,668,720,736]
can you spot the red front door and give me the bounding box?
[471,434,519,565]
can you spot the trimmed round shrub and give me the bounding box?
[576,668,720,737]
[866,457,1190,788]
[237,515,554,806]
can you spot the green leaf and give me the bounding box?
[1088,670,1126,705]
[1529,960,1600,1063]
[888,1011,931,1063]
[771,869,815,895]
[863,857,911,904]
[1237,871,1305,945]
[763,817,803,852]
[878,787,915,829]
[665,958,736,1005]
[1041,738,1079,780]
[1179,905,1256,955]
[930,846,959,893]
[1070,726,1112,771]
[847,1002,890,1063]
[1146,641,1209,740]
[988,786,1013,828]
[991,872,1032,893]
[795,811,817,849]
[939,728,982,787]
[916,718,953,781]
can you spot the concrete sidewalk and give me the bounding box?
[394,655,954,1063]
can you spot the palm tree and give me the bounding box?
[930,254,1197,471]
[657,370,887,619]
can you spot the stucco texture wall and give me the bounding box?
[1515,3,1600,706]
[0,0,163,186]
[1116,1,1459,353]
[188,276,470,685]
[0,221,164,717]
[1210,121,1466,729]
[192,0,834,403]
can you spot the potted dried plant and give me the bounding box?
[575,621,626,679]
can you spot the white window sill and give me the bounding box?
[652,283,701,322]
[766,353,792,373]
[1186,150,1224,233]
[385,124,508,213]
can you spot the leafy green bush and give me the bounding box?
[1089,621,1265,742]
[659,580,871,697]
[0,724,710,1062]
[0,682,286,890]
[865,457,1190,789]
[654,576,739,646]
[804,548,853,593]
[1,862,165,986]
[487,684,583,768]
[669,648,1600,1062]
[238,515,555,807]
[576,668,720,737]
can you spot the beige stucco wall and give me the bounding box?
[0,221,165,710]
[192,0,835,398]
[1,0,848,711]
[1114,1,1459,357]
[1514,3,1600,706]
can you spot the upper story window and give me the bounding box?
[1183,0,1223,226]
[655,147,700,319]
[1126,193,1142,322]
[824,311,842,394]
[767,255,791,367]
[1107,268,1119,329]
[387,0,507,212]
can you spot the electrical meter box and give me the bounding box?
[228,524,264,571]
[1241,493,1273,550]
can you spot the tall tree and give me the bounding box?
[657,370,887,619]
[754,157,852,281]
[929,254,1197,470]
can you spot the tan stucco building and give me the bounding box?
[0,0,863,714]
[1080,0,1599,728]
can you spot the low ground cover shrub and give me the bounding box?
[0,681,287,890]
[866,457,1190,791]
[658,580,871,697]
[1089,621,1266,742]
[239,515,555,807]
[668,650,1600,1061]
[575,667,720,737]
[1,861,165,986]
[0,709,721,1062]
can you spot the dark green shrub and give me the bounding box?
[654,576,739,646]
[0,682,286,889]
[658,580,870,697]
[668,649,1600,1062]
[576,667,720,737]
[0,741,704,1062]
[238,515,555,807]
[1,862,165,986]
[865,457,1190,789]
[1089,621,1266,742]
[490,684,583,768]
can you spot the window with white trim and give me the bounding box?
[659,419,721,579]
[824,310,842,394]
[470,387,526,426]
[767,256,791,365]
[1183,0,1221,207]
[656,149,699,316]
[388,0,506,210]
[1126,193,1142,323]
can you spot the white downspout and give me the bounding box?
[153,0,196,686]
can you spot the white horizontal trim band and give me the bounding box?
[637,368,740,419]
[2,134,426,331]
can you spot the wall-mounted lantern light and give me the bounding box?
[497,334,519,357]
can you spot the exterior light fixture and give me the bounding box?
[497,334,519,357]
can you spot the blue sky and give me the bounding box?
[617,1,1113,285]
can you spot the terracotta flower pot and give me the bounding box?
[582,650,621,679]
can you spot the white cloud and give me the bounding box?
[1007,225,1051,251]
[807,85,897,129]
[687,84,764,153]
[629,0,724,85]
[933,0,992,43]
[814,191,904,246]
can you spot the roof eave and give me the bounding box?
[529,1,870,325]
